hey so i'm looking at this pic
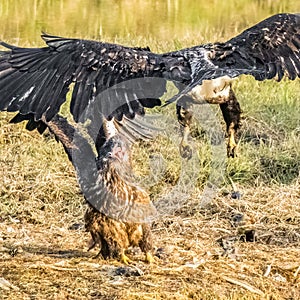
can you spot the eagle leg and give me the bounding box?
[180,125,193,159]
[176,98,193,159]
[139,223,154,263]
[219,88,242,158]
[228,123,238,158]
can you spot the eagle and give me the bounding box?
[0,13,299,159]
[44,114,155,264]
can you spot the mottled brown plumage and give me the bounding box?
[85,207,153,263]
[84,134,154,263]
[45,115,154,264]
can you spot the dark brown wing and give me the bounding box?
[0,33,190,123]
[211,13,300,81]
[166,13,300,104]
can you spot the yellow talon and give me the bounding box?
[120,251,132,265]
[145,252,155,264]
[227,123,238,158]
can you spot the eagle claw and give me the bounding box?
[227,143,238,158]
[121,253,132,265]
[227,124,238,158]
[179,143,193,160]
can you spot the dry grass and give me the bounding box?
[0,183,299,299]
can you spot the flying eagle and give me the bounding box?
[0,13,299,158]
[44,114,155,264]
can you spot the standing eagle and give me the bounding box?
[84,133,154,264]
[44,114,155,264]
[0,13,299,159]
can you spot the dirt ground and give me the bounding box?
[0,182,299,300]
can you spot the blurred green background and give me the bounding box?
[0,0,299,47]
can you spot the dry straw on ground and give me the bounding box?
[0,183,299,299]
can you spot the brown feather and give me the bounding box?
[85,132,153,262]
[44,115,154,263]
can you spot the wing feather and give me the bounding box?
[166,13,299,104]
[0,35,173,123]
[1,13,298,122]
[211,13,300,81]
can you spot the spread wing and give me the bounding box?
[0,33,190,123]
[1,14,298,122]
[211,13,300,81]
[167,13,300,103]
